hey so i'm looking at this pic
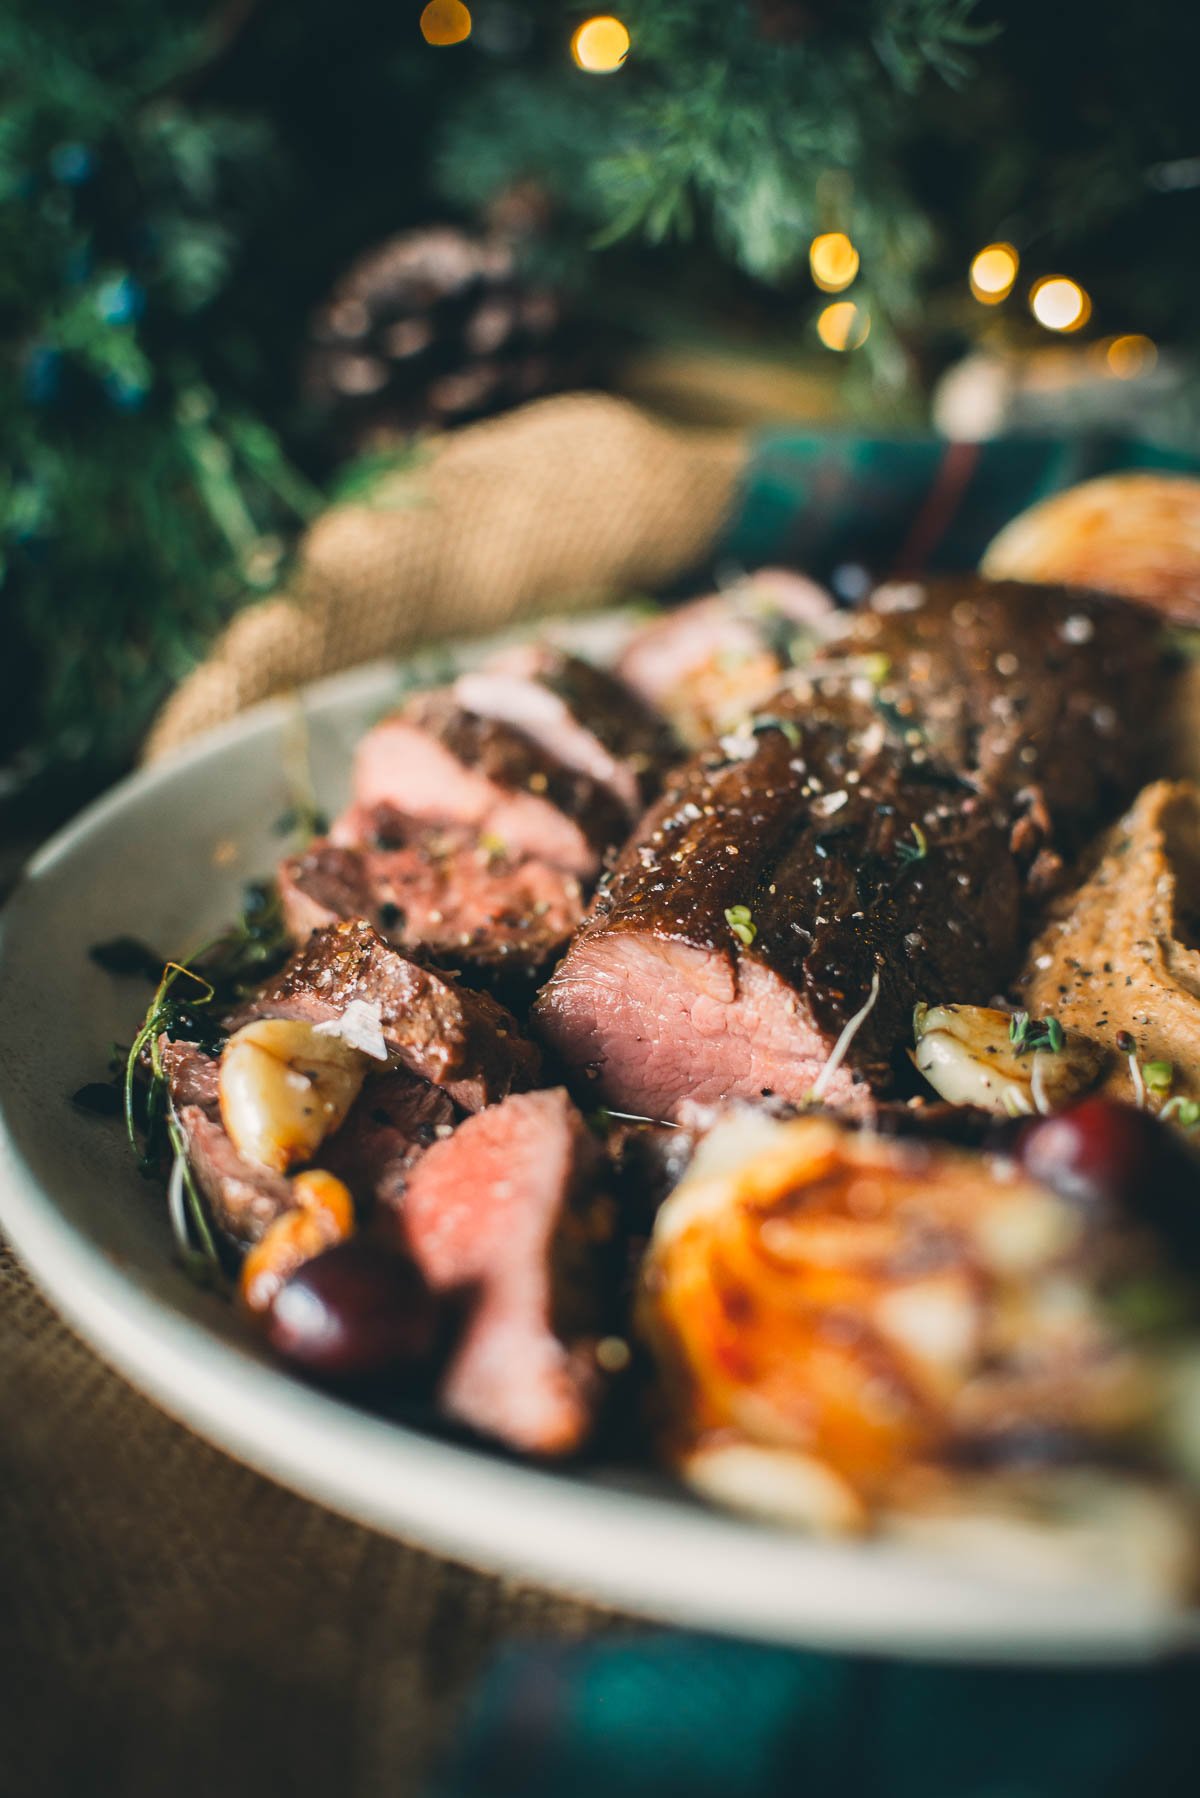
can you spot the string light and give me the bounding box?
[969,243,1018,303]
[817,301,870,352]
[809,232,860,293]
[571,15,630,71]
[1106,333,1157,379]
[1029,276,1091,333]
[420,0,472,45]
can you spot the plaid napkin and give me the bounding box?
[726,429,1200,581]
[429,1633,1199,1798]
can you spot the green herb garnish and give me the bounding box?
[724,904,757,948]
[120,884,291,1281]
[1159,1095,1200,1129]
[749,714,802,749]
[1143,1059,1174,1095]
[897,822,928,865]
[1009,1011,1064,1055]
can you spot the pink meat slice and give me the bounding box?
[348,693,627,878]
[401,1088,606,1456]
[278,828,583,980]
[454,646,672,820]
[320,1071,456,1222]
[535,933,863,1123]
[226,920,540,1111]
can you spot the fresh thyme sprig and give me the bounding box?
[120,882,292,1279]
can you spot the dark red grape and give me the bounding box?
[267,1240,438,1382]
[1017,1098,1200,1267]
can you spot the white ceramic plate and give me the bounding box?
[2,618,1198,1664]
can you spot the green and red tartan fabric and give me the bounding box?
[725,432,1200,581]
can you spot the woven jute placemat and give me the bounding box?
[2,394,745,1798]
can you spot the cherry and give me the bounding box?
[1017,1097,1200,1269]
[267,1239,438,1382]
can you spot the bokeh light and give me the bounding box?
[571,16,630,71]
[1029,276,1091,333]
[817,301,870,352]
[809,232,860,293]
[969,243,1018,303]
[1106,333,1157,378]
[420,0,472,45]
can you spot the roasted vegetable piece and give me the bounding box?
[912,1003,1105,1116]
[638,1112,1195,1560]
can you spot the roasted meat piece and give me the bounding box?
[161,1036,453,1247]
[319,1070,456,1223]
[813,576,1163,887]
[227,919,539,1110]
[401,1087,614,1456]
[454,645,678,823]
[535,699,1020,1120]
[278,827,584,987]
[344,692,628,879]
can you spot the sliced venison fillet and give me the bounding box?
[227,920,539,1111]
[535,702,1021,1121]
[346,692,628,878]
[811,576,1163,888]
[278,828,583,985]
[401,1087,610,1456]
[616,567,842,745]
[454,646,677,821]
[320,1070,456,1222]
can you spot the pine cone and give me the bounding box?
[303,224,580,453]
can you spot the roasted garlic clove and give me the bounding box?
[912,1003,1105,1116]
[239,1169,356,1315]
[219,1019,368,1173]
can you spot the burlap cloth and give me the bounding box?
[2,395,748,1798]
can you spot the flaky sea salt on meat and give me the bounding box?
[313,997,388,1061]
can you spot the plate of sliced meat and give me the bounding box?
[4,571,1200,1662]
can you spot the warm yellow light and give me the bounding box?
[1106,333,1157,379]
[969,242,1018,303]
[809,232,860,293]
[817,301,870,352]
[1030,276,1091,333]
[420,0,472,45]
[571,15,630,71]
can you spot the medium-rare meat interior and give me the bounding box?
[400,1087,614,1456]
[278,827,584,993]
